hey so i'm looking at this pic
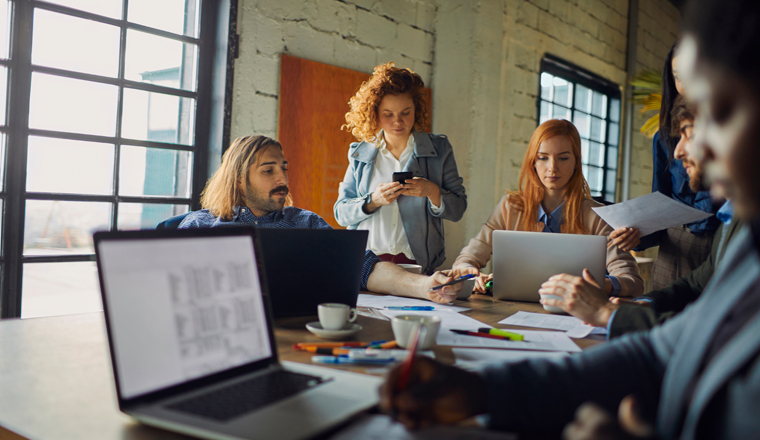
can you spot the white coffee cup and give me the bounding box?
[398,264,423,274]
[539,294,566,314]
[317,303,357,330]
[391,315,441,349]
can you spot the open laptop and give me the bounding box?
[257,228,368,318]
[94,227,381,440]
[491,230,606,302]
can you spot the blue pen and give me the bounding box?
[429,273,476,291]
[311,355,397,365]
[386,306,435,311]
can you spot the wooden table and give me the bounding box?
[0,295,603,440]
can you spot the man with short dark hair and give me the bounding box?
[379,0,760,438]
[180,135,461,302]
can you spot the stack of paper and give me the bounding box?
[498,311,606,338]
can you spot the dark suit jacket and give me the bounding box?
[609,218,744,339]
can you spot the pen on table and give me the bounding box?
[386,306,435,311]
[299,347,351,355]
[477,327,525,341]
[429,273,476,291]
[397,323,423,391]
[367,340,398,349]
[293,340,385,349]
[450,329,523,341]
[311,355,396,365]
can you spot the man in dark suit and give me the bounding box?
[379,1,760,438]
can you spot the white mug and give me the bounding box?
[391,315,441,349]
[318,303,357,330]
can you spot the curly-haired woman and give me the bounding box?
[334,62,467,275]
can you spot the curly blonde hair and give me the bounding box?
[343,62,430,143]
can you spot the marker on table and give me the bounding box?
[293,340,385,350]
[477,327,525,341]
[387,306,435,311]
[367,340,398,349]
[311,355,396,365]
[450,329,523,341]
[299,347,351,355]
[429,274,476,291]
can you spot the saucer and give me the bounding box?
[305,322,362,340]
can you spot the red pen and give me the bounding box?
[396,324,423,391]
[450,329,511,340]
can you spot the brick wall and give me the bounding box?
[231,0,436,140]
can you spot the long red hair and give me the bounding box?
[508,119,591,234]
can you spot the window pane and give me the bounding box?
[610,98,621,123]
[32,9,121,77]
[608,122,620,146]
[540,72,553,101]
[590,116,606,143]
[575,84,591,113]
[552,76,572,108]
[119,146,193,197]
[26,136,114,195]
[591,91,607,118]
[539,101,550,125]
[581,139,589,161]
[607,146,619,169]
[606,169,618,196]
[552,104,570,121]
[0,66,6,125]
[0,0,8,59]
[588,141,605,167]
[585,166,603,192]
[125,30,198,91]
[21,262,102,319]
[29,73,118,136]
[118,203,189,229]
[121,89,195,145]
[128,0,200,38]
[24,200,111,256]
[43,0,122,19]
[573,111,590,139]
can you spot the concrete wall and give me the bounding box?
[230,0,681,271]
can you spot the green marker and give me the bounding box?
[478,327,524,341]
[485,280,493,295]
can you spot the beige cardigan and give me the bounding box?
[453,195,644,297]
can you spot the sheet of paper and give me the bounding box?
[357,294,470,313]
[498,311,606,338]
[378,309,492,331]
[453,347,569,368]
[591,191,712,237]
[328,414,517,440]
[437,329,581,352]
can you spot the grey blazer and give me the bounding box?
[333,132,466,274]
[481,225,760,439]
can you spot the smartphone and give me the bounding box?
[429,274,477,291]
[392,171,414,184]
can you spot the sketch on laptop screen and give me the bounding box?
[98,236,272,399]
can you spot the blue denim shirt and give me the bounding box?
[637,131,723,250]
[179,206,381,290]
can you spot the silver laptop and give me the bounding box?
[491,230,606,302]
[94,227,381,440]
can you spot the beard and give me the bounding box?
[242,182,289,216]
[685,158,706,192]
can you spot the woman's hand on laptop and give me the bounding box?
[539,269,618,328]
[609,227,641,252]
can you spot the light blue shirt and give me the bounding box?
[537,203,622,296]
[716,199,734,226]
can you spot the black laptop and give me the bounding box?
[257,228,369,318]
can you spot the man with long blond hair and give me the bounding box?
[180,135,462,302]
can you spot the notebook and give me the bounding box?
[257,228,369,318]
[491,230,606,302]
[94,227,380,440]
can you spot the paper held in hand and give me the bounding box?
[591,191,713,237]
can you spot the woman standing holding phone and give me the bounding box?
[334,62,467,275]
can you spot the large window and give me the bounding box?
[0,0,232,319]
[538,56,622,203]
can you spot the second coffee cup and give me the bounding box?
[317,303,357,330]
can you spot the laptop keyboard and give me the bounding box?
[166,369,327,421]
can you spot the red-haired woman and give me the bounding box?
[452,119,643,296]
[334,63,466,275]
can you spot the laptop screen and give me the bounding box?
[97,234,273,399]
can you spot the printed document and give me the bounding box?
[498,311,607,338]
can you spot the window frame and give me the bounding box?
[536,54,622,204]
[0,0,235,318]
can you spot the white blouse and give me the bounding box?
[357,132,443,258]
